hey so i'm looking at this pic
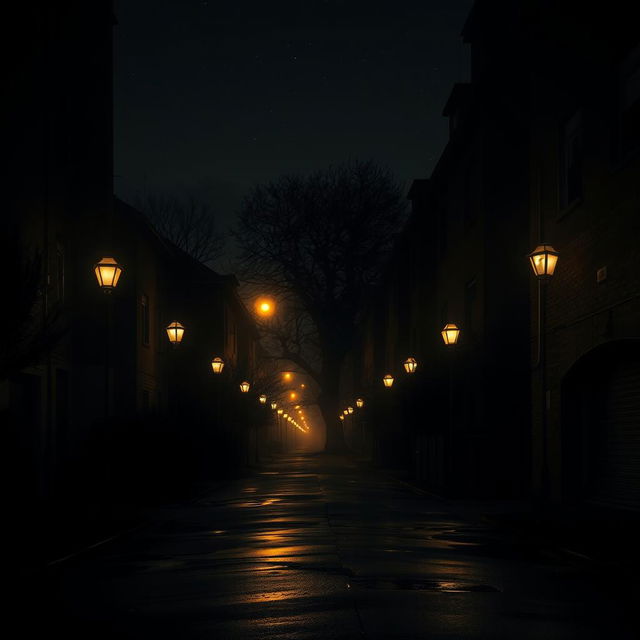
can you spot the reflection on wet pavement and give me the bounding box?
[20,453,637,638]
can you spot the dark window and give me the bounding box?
[617,44,640,159]
[559,111,583,209]
[141,294,150,346]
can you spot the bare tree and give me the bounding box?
[135,194,225,266]
[234,160,407,451]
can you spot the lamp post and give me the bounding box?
[94,257,123,418]
[441,323,460,489]
[528,243,559,498]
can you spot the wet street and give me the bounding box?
[21,454,637,638]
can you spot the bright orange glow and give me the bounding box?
[283,372,293,382]
[300,383,306,388]
[254,297,276,317]
[289,391,297,400]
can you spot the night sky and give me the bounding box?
[114,0,474,261]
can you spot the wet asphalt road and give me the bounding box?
[22,453,637,638]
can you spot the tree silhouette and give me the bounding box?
[234,160,406,451]
[134,194,225,266]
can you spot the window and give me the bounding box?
[617,44,640,159]
[141,294,150,346]
[559,111,583,209]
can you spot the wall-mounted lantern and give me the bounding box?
[441,324,460,346]
[240,381,250,393]
[211,357,225,374]
[94,257,123,292]
[404,357,418,373]
[383,374,394,388]
[166,321,185,346]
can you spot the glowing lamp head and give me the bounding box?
[339,415,344,421]
[283,413,288,419]
[528,244,559,278]
[270,401,277,410]
[239,381,250,393]
[94,257,123,292]
[343,409,348,415]
[283,372,292,382]
[277,408,283,415]
[441,323,460,346]
[166,321,185,346]
[289,391,297,401]
[255,297,275,317]
[404,357,417,373]
[383,374,394,388]
[347,406,354,414]
[211,357,224,374]
[259,394,267,404]
[356,398,364,409]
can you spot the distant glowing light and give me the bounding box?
[383,374,394,388]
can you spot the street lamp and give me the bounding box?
[94,257,123,293]
[94,258,122,419]
[356,397,364,408]
[165,321,185,346]
[343,409,349,415]
[528,244,559,279]
[347,406,354,414]
[404,357,418,373]
[339,415,344,421]
[211,357,225,374]
[270,401,277,410]
[277,408,283,415]
[441,323,460,346]
[529,243,558,499]
[383,374,394,388]
[259,394,267,404]
[240,381,250,393]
